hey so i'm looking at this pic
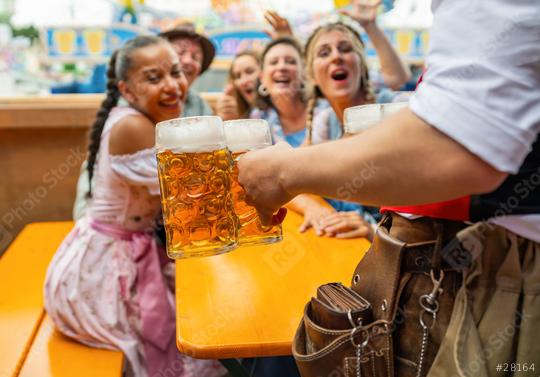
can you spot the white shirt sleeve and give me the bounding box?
[110,148,160,196]
[410,0,540,174]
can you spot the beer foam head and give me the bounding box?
[155,116,225,152]
[382,102,408,118]
[224,119,272,151]
[344,102,409,134]
[344,104,382,134]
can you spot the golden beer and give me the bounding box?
[224,120,283,246]
[156,116,239,258]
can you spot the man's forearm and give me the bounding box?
[281,109,507,206]
[286,194,334,215]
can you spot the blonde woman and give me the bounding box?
[305,0,411,144]
[298,0,411,237]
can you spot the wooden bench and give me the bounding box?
[0,221,123,377]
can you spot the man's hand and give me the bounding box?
[238,142,294,225]
[339,0,381,28]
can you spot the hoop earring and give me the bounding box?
[258,84,269,97]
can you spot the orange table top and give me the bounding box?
[175,210,370,359]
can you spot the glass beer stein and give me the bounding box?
[343,102,408,135]
[155,116,239,258]
[224,119,283,246]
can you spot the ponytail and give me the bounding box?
[305,93,318,146]
[360,64,376,105]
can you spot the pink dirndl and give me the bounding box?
[44,107,225,377]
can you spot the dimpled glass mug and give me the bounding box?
[344,102,408,135]
[155,116,239,259]
[224,119,283,246]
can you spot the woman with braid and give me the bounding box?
[249,36,344,239]
[44,36,226,377]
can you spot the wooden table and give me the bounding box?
[175,210,370,363]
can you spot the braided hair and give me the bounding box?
[304,23,375,144]
[86,35,164,198]
[304,91,319,146]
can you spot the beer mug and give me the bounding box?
[155,116,239,259]
[344,102,408,135]
[224,119,283,246]
[381,102,408,118]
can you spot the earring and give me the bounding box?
[258,84,269,97]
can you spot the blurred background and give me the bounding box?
[0,0,431,96]
[0,0,432,254]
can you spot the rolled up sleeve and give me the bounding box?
[410,0,540,174]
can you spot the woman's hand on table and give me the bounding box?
[238,142,294,226]
[299,202,336,235]
[318,211,374,240]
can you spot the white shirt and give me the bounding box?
[409,0,540,241]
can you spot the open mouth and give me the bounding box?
[273,77,291,85]
[331,69,349,81]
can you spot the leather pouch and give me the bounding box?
[311,283,373,330]
[294,282,393,377]
[293,213,464,377]
[293,219,408,377]
[294,302,393,377]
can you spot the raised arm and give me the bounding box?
[264,10,294,40]
[340,0,411,90]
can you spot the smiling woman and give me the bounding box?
[251,36,311,146]
[304,1,411,144]
[43,35,226,377]
[215,50,261,121]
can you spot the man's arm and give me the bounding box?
[238,108,507,224]
[238,0,539,225]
